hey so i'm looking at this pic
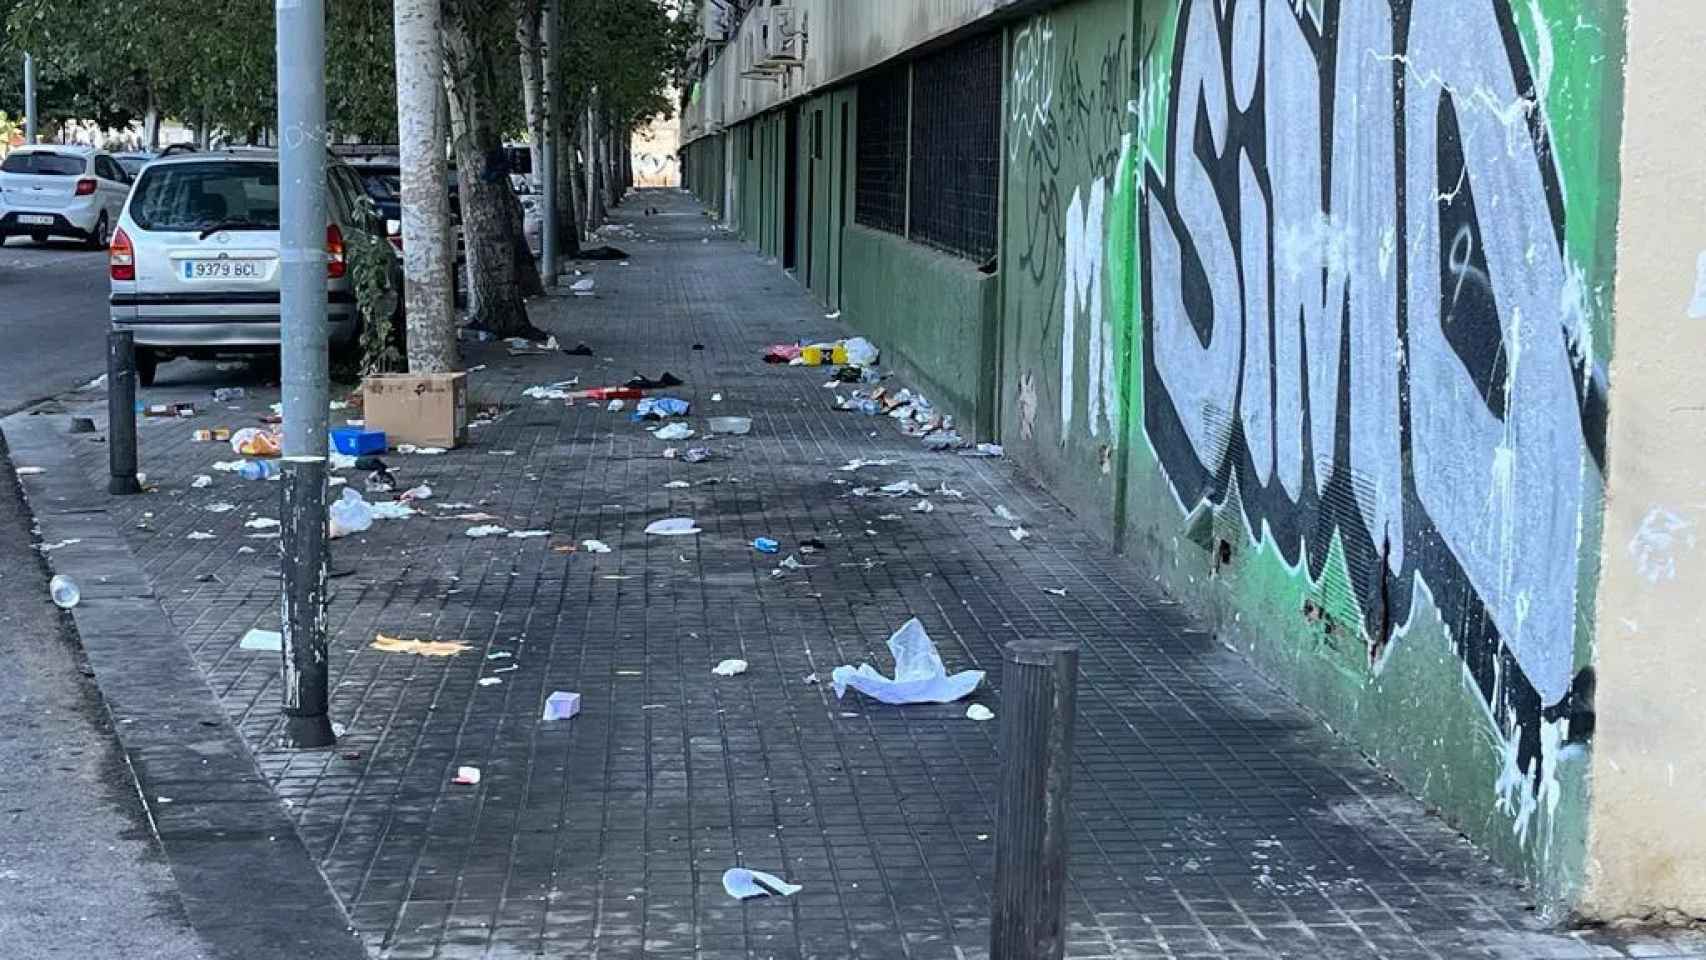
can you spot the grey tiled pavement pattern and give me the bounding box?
[74,191,1703,960]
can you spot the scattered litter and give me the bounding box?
[777,555,804,572]
[492,664,519,673]
[240,629,283,652]
[800,538,827,553]
[662,447,678,460]
[187,531,216,541]
[994,506,1019,523]
[936,482,965,499]
[370,501,416,521]
[654,422,695,441]
[626,372,684,389]
[39,539,81,553]
[397,444,447,455]
[48,575,79,609]
[1044,587,1068,597]
[190,474,213,489]
[803,673,820,685]
[879,481,927,497]
[230,427,281,458]
[328,489,376,538]
[763,344,802,364]
[570,277,595,295]
[205,502,236,513]
[712,659,749,677]
[753,537,780,554]
[372,634,469,657]
[634,396,690,420]
[664,480,690,489]
[707,416,751,436]
[645,517,702,536]
[247,532,280,540]
[212,460,246,473]
[838,458,896,472]
[564,343,595,357]
[711,392,723,402]
[449,512,500,523]
[722,868,801,900]
[478,677,503,687]
[399,484,433,502]
[239,459,279,481]
[365,469,397,493]
[966,704,996,722]
[965,443,1005,458]
[507,530,550,539]
[1009,526,1031,543]
[238,546,257,555]
[14,466,45,476]
[831,619,984,705]
[487,651,513,660]
[910,500,935,514]
[452,766,482,785]
[542,691,582,721]
[606,399,626,413]
[465,525,509,538]
[523,381,578,401]
[245,518,280,531]
[683,448,713,464]
[842,337,879,367]
[922,431,964,452]
[581,539,613,553]
[825,310,842,320]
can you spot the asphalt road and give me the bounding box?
[0,238,113,414]
[0,435,208,958]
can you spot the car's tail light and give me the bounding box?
[326,224,346,279]
[109,227,135,281]
[74,178,97,197]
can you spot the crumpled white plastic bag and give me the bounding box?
[722,868,801,899]
[831,618,984,705]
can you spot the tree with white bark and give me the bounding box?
[393,0,457,371]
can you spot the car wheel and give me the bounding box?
[87,213,111,251]
[30,233,48,245]
[136,349,159,388]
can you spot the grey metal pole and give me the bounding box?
[539,0,559,288]
[990,637,1081,960]
[277,0,332,748]
[277,0,329,459]
[105,331,141,496]
[23,53,37,144]
[280,456,334,748]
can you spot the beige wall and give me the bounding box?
[682,0,1021,142]
[1585,0,1706,923]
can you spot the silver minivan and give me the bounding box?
[109,149,398,385]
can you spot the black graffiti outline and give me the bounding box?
[1138,0,1602,791]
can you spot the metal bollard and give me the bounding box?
[106,331,142,495]
[280,456,335,749]
[990,637,1081,960]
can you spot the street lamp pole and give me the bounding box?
[275,0,334,749]
[23,53,37,143]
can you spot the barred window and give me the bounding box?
[909,32,1002,262]
[855,65,909,235]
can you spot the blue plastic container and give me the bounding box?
[331,427,387,456]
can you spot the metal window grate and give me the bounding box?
[855,65,909,235]
[909,31,1002,262]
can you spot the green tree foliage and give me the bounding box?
[560,0,696,134]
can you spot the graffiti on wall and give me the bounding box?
[1009,13,1141,445]
[1139,0,1603,836]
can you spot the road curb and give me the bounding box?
[0,410,368,960]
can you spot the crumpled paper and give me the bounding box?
[722,868,801,900]
[831,618,984,705]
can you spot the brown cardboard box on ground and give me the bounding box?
[363,373,468,449]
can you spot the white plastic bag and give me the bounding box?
[842,336,879,367]
[328,489,374,539]
[831,618,984,704]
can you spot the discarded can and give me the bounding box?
[754,537,780,554]
[49,575,80,609]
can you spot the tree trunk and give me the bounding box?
[395,0,457,372]
[442,0,539,338]
[587,99,607,228]
[548,8,580,256]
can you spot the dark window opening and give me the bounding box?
[854,65,909,235]
[909,31,1002,262]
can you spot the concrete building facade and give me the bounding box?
[678,0,1703,923]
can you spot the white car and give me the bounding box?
[0,145,132,248]
[109,149,400,386]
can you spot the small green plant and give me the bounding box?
[348,227,403,376]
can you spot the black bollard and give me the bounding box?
[280,456,335,748]
[106,331,141,495]
[990,637,1081,960]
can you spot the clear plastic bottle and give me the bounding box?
[49,575,80,609]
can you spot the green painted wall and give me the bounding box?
[843,225,999,437]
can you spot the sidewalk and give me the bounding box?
[28,190,1706,960]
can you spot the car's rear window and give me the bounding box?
[1,152,85,176]
[130,162,280,232]
[358,171,400,203]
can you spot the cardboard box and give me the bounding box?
[362,373,468,449]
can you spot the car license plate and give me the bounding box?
[17,214,53,226]
[183,260,264,280]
